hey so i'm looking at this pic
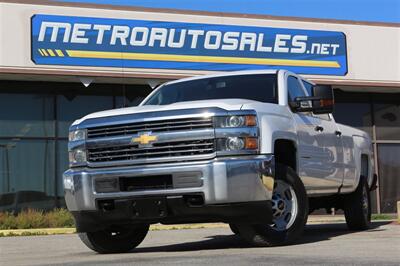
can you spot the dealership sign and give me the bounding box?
[31,14,348,75]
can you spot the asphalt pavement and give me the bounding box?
[1,221,399,266]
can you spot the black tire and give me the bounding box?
[236,164,308,247]
[343,176,371,230]
[229,223,240,235]
[78,224,149,254]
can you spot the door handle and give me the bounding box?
[335,130,342,137]
[315,125,324,132]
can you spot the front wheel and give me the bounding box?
[236,164,308,246]
[343,176,371,230]
[78,224,149,254]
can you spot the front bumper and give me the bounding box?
[64,155,274,229]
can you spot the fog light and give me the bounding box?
[226,137,245,150]
[95,179,119,193]
[63,174,74,191]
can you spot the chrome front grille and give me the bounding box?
[87,139,215,163]
[85,116,216,165]
[87,117,213,139]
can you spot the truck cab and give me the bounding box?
[64,69,376,253]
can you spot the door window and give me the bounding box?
[287,76,306,102]
[302,80,313,96]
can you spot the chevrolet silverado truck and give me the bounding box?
[64,69,377,253]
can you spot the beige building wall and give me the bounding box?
[0,2,399,86]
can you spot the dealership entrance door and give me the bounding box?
[333,89,400,213]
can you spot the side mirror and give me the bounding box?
[312,85,334,114]
[290,85,334,114]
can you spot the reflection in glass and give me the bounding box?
[287,76,305,101]
[115,86,150,108]
[56,140,69,208]
[57,94,113,138]
[333,103,373,136]
[0,140,55,212]
[374,104,400,140]
[0,93,54,137]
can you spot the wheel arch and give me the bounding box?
[352,135,374,191]
[274,139,298,173]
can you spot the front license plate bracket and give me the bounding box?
[131,197,168,219]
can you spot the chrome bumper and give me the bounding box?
[63,155,274,212]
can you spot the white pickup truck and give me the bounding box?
[64,69,377,253]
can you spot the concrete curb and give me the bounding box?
[397,201,400,223]
[0,227,76,236]
[0,224,227,237]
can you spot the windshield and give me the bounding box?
[143,74,278,105]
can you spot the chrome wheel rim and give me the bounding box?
[271,180,298,231]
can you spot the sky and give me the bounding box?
[56,0,400,23]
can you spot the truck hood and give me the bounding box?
[73,99,254,126]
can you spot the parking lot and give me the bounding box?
[1,221,399,266]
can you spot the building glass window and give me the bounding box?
[0,140,56,211]
[0,81,151,212]
[374,103,400,140]
[334,90,400,213]
[115,85,151,108]
[57,92,114,138]
[56,140,69,208]
[333,102,373,136]
[377,144,400,213]
[0,93,54,138]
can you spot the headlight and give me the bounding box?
[214,113,259,155]
[214,115,257,128]
[68,129,87,142]
[217,137,258,152]
[69,149,87,165]
[226,137,245,150]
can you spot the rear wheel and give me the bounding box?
[343,176,371,230]
[237,164,308,246]
[79,224,149,254]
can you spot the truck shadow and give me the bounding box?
[296,221,390,245]
[134,221,391,253]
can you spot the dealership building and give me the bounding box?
[0,1,399,213]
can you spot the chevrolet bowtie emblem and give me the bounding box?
[132,132,158,146]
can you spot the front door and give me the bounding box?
[312,114,344,193]
[287,75,333,194]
